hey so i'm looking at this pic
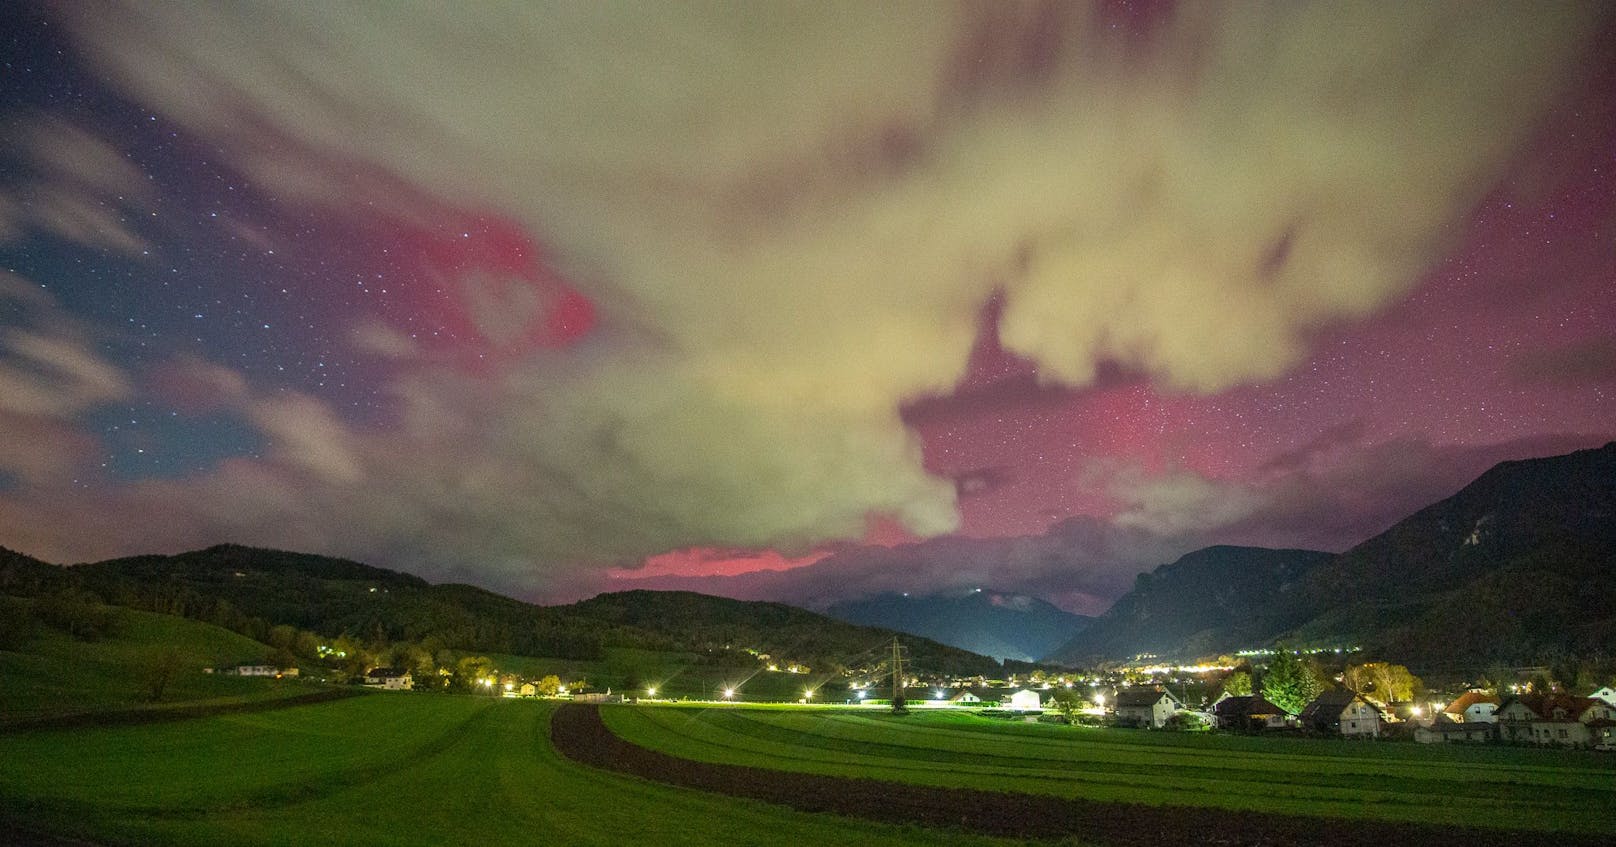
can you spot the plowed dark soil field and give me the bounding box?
[551,703,1606,847]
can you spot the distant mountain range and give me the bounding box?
[1049,441,1616,666]
[0,544,1003,677]
[5,441,1611,673]
[826,590,1090,663]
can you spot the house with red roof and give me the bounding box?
[1439,691,1500,724]
[1496,693,1616,747]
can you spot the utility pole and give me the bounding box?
[891,636,908,714]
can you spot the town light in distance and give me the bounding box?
[722,688,735,700]
[646,686,657,698]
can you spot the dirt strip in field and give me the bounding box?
[550,704,1605,847]
[0,687,365,734]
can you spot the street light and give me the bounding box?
[722,687,735,700]
[646,686,657,698]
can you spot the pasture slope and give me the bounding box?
[0,598,319,727]
[0,694,1014,847]
[596,705,1616,841]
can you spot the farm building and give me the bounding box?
[949,691,981,704]
[1113,688,1180,729]
[1414,721,1494,744]
[363,667,413,690]
[1299,690,1381,737]
[1590,686,1616,707]
[1439,691,1500,724]
[1007,690,1042,711]
[1211,694,1289,731]
[234,665,298,678]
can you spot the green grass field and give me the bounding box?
[485,646,841,702]
[0,695,1022,846]
[0,599,318,725]
[602,705,1616,835]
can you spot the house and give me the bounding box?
[1439,691,1500,724]
[1007,690,1042,711]
[1113,688,1180,729]
[1589,686,1616,708]
[1299,690,1381,737]
[519,682,537,697]
[363,667,413,690]
[1211,694,1289,731]
[1496,694,1616,747]
[1414,721,1494,744]
[949,691,981,704]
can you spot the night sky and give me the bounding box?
[2,2,1613,614]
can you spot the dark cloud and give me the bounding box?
[1512,337,1616,386]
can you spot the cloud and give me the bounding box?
[0,274,129,419]
[1095,432,1615,555]
[27,2,1604,591]
[1108,465,1267,537]
[0,116,153,253]
[0,275,128,485]
[1513,337,1616,386]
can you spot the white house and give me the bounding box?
[1589,686,1616,708]
[363,667,413,690]
[1439,691,1500,724]
[1007,690,1042,711]
[1299,690,1381,737]
[1113,688,1181,729]
[949,691,982,705]
[1497,694,1616,747]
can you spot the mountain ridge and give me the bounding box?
[1047,441,1616,665]
[3,543,1004,677]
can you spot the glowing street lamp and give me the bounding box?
[804,688,815,700]
[646,686,658,698]
[722,687,735,700]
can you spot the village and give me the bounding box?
[207,650,1616,751]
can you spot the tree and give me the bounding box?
[535,675,562,697]
[1047,688,1083,719]
[1165,711,1209,731]
[268,647,297,670]
[1262,649,1322,715]
[0,603,36,650]
[143,647,185,702]
[1221,670,1253,698]
[1343,662,1422,704]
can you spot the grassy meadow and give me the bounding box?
[0,695,1020,847]
[602,705,1616,836]
[0,597,318,726]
